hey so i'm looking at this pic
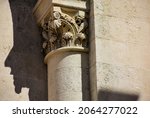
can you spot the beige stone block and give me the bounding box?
[91,0,150,100]
[0,75,29,101]
[127,43,150,70]
[96,62,141,95]
[126,19,150,45]
[96,62,150,100]
[94,14,150,45]
[94,0,150,20]
[95,39,150,70]
[94,15,128,42]
[95,39,128,66]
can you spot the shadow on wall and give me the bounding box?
[5,0,48,100]
[98,90,139,101]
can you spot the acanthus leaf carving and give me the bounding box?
[41,9,88,54]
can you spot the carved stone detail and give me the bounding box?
[41,10,88,54]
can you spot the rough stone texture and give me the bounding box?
[33,0,90,101]
[90,0,150,100]
[2,0,150,101]
[0,0,47,100]
[46,50,90,100]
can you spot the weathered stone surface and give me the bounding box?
[1,0,150,101]
[34,0,89,54]
[0,0,47,100]
[90,0,150,100]
[97,62,150,100]
[46,50,90,101]
[33,0,90,101]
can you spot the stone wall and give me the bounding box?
[0,0,47,100]
[90,0,150,100]
[1,0,150,101]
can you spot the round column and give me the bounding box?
[39,5,89,100]
[44,47,88,100]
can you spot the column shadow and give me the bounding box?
[98,90,139,101]
[5,0,48,100]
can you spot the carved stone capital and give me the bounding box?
[41,9,88,54]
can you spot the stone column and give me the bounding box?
[45,47,88,100]
[33,0,90,100]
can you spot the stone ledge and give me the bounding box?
[33,0,52,25]
[53,0,88,11]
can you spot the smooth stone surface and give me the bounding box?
[46,48,89,101]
